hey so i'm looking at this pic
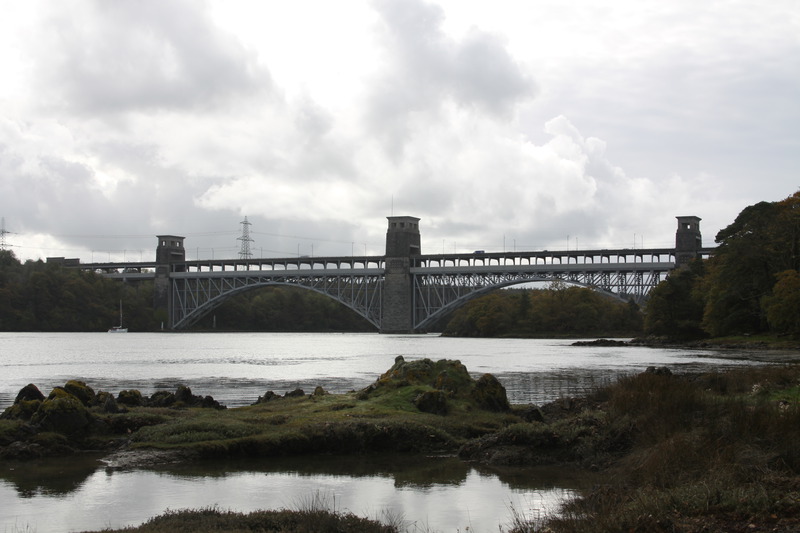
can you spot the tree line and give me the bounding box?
[441,284,644,337]
[645,190,800,339]
[0,252,371,332]
[0,253,156,331]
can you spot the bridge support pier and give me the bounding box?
[381,216,421,333]
[153,235,186,328]
[675,216,702,267]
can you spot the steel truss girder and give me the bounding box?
[170,273,383,330]
[411,269,666,331]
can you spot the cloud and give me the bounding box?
[0,0,796,264]
[28,0,272,115]
[365,0,536,155]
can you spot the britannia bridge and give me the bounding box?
[73,216,713,333]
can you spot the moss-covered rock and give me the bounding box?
[117,389,144,407]
[414,390,449,415]
[30,388,93,434]
[1,399,42,421]
[94,391,121,413]
[472,374,510,412]
[378,357,473,395]
[64,380,96,407]
[149,390,177,407]
[362,357,510,414]
[175,385,193,405]
[14,383,45,403]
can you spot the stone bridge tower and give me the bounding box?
[154,235,185,327]
[675,216,702,267]
[381,216,421,333]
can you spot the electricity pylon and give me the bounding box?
[237,216,254,259]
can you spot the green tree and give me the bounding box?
[443,286,644,337]
[702,191,800,336]
[764,269,800,337]
[644,260,706,340]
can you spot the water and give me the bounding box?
[0,332,784,532]
[0,332,756,409]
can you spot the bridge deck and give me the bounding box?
[82,246,715,276]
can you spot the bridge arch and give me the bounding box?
[172,281,381,331]
[170,273,383,331]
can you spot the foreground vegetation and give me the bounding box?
[0,358,515,462]
[82,504,399,533]
[4,357,800,532]
[534,364,800,532]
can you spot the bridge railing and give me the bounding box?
[71,246,715,275]
[415,248,680,268]
[178,255,385,272]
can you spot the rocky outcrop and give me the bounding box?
[30,388,92,435]
[0,381,225,458]
[572,338,629,347]
[118,386,224,409]
[252,388,310,405]
[473,374,510,412]
[358,356,510,415]
[14,383,45,403]
[414,390,449,415]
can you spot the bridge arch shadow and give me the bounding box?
[413,274,645,332]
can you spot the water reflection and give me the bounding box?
[1,454,105,497]
[1,453,592,532]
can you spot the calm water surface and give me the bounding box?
[0,332,779,532]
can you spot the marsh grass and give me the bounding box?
[124,388,513,458]
[79,504,399,533]
[531,364,800,532]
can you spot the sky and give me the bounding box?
[0,0,798,263]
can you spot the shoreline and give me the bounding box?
[4,357,800,531]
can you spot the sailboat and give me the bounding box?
[108,300,128,333]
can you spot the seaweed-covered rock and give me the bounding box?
[472,374,510,412]
[572,339,629,347]
[149,390,176,407]
[117,389,144,407]
[31,388,92,434]
[254,391,280,404]
[14,384,45,404]
[379,357,472,394]
[1,399,42,421]
[362,358,510,414]
[414,390,449,415]
[0,440,46,460]
[63,380,96,407]
[645,366,672,376]
[200,395,224,409]
[175,385,194,405]
[284,388,305,398]
[94,391,120,413]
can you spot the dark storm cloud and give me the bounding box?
[30,0,272,115]
[366,0,535,154]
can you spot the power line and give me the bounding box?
[1,217,15,250]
